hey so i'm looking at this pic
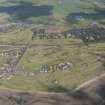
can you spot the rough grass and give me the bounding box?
[0,0,104,92]
[0,24,104,91]
[0,38,104,91]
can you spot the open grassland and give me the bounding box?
[0,38,104,91]
[0,0,104,92]
[0,27,32,69]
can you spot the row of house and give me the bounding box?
[31,26,71,39]
[32,25,105,42]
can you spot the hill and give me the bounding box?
[0,0,104,26]
[0,0,104,95]
[0,74,105,105]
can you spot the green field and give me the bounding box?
[0,37,104,91]
[0,0,104,92]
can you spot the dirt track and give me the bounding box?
[0,75,105,105]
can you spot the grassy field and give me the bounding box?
[0,38,104,91]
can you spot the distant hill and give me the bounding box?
[0,0,104,26]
